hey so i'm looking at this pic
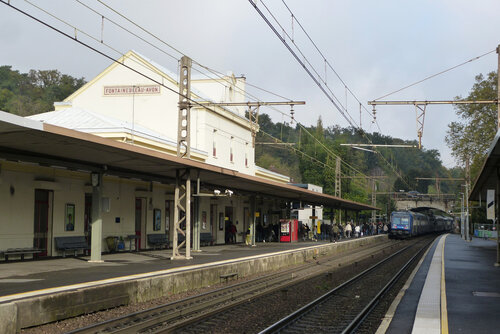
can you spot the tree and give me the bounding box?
[0,66,85,116]
[445,71,498,179]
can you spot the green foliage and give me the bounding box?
[256,113,449,206]
[445,71,497,180]
[0,66,85,116]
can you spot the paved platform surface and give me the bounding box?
[386,234,500,334]
[0,240,334,298]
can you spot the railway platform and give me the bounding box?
[380,233,500,334]
[0,235,386,333]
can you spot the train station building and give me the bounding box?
[0,50,376,261]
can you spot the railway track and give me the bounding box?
[258,236,434,334]
[68,240,399,334]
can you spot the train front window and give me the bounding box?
[392,216,409,229]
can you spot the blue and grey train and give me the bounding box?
[390,209,453,239]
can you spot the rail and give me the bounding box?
[259,237,433,334]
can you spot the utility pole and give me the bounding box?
[172,56,193,260]
[177,56,192,158]
[461,192,465,239]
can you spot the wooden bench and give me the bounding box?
[55,236,90,257]
[0,248,42,261]
[147,234,168,249]
[200,233,213,246]
[220,272,238,284]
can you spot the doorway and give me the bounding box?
[34,189,53,256]
[225,206,234,244]
[135,198,147,249]
[210,204,217,244]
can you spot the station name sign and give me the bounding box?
[103,85,161,96]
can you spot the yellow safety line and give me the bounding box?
[441,234,449,334]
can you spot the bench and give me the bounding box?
[147,234,168,249]
[220,272,238,284]
[55,236,90,257]
[0,248,42,261]
[200,233,213,246]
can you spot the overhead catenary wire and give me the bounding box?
[84,0,392,188]
[249,0,359,129]
[280,0,382,133]
[8,0,402,191]
[18,0,374,190]
[373,49,496,101]
[249,0,411,189]
[191,62,372,180]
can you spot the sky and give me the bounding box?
[1,0,500,169]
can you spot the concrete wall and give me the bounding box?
[2,235,387,332]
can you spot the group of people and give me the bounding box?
[299,220,390,242]
[224,221,238,244]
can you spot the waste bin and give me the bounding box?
[106,236,117,252]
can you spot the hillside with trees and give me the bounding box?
[254,112,457,211]
[0,66,85,116]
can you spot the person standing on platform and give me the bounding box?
[245,226,251,245]
[334,224,340,242]
[345,221,352,238]
[230,221,237,243]
[316,220,321,241]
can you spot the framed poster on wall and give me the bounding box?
[202,211,207,230]
[219,212,224,230]
[65,203,75,231]
[153,208,161,231]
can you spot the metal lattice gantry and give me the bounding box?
[171,169,192,260]
[368,100,498,149]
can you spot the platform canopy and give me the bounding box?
[469,129,500,201]
[0,111,377,211]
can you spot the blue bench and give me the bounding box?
[55,236,90,257]
[147,234,168,249]
[0,248,42,261]
[200,233,213,246]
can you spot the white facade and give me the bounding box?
[42,50,280,181]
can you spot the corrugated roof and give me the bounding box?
[27,108,207,156]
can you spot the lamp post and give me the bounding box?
[460,192,464,239]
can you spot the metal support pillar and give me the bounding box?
[461,192,465,239]
[465,181,470,242]
[177,56,192,158]
[371,179,377,223]
[250,196,256,246]
[497,44,500,130]
[495,180,500,266]
[335,156,341,198]
[171,169,192,260]
[496,169,500,266]
[89,172,103,263]
[193,177,201,252]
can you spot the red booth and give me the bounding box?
[280,219,298,242]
